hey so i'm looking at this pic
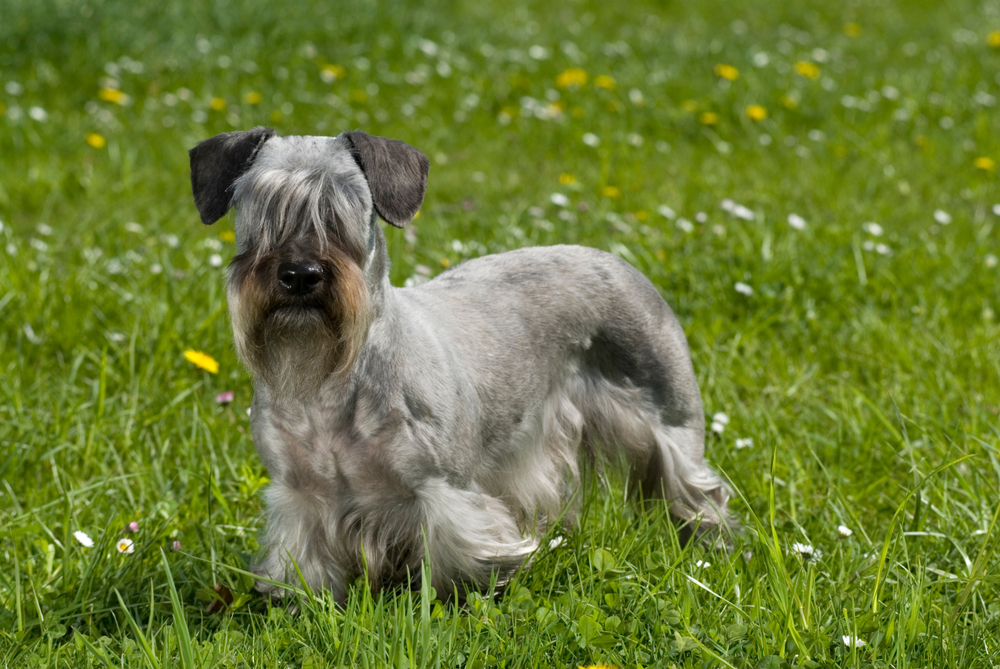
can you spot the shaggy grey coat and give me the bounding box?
[189,128,731,602]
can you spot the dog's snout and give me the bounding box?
[278,262,324,295]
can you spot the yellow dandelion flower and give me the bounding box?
[746,105,767,121]
[414,210,421,219]
[556,68,588,89]
[681,99,699,112]
[545,102,565,116]
[98,88,125,104]
[440,257,450,268]
[635,210,648,221]
[794,61,821,79]
[184,350,219,374]
[86,133,106,149]
[559,173,577,185]
[974,156,997,170]
[219,230,236,242]
[594,75,617,90]
[714,64,739,81]
[601,186,621,198]
[781,94,799,109]
[321,64,346,82]
[210,97,226,111]
[989,31,1000,48]
[699,111,719,125]
[244,91,262,105]
[843,22,862,37]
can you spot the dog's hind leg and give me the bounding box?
[575,315,732,539]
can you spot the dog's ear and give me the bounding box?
[189,126,275,225]
[342,131,430,228]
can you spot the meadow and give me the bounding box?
[2,0,1000,666]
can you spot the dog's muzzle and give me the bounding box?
[278,261,324,297]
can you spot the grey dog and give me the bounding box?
[189,127,731,602]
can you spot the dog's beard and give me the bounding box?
[228,248,371,397]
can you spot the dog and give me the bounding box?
[189,127,732,602]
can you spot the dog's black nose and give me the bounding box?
[278,262,323,295]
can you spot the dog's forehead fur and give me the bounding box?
[231,134,373,256]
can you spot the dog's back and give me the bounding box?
[398,244,728,531]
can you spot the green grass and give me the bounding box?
[2,0,1000,666]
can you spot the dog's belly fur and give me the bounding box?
[252,244,724,600]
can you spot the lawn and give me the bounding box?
[2,0,1000,666]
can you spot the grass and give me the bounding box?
[2,0,1000,665]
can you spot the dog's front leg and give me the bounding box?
[253,482,349,603]
[414,479,538,597]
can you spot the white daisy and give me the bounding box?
[550,193,569,207]
[657,204,677,219]
[116,538,135,554]
[791,542,818,559]
[735,437,754,449]
[787,213,807,230]
[734,281,754,296]
[862,222,883,236]
[837,525,853,538]
[842,635,866,648]
[933,209,952,224]
[74,531,94,548]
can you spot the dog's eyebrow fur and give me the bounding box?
[232,136,372,263]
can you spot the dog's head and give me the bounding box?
[189,128,429,389]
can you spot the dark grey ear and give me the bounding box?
[342,131,430,228]
[189,126,275,225]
